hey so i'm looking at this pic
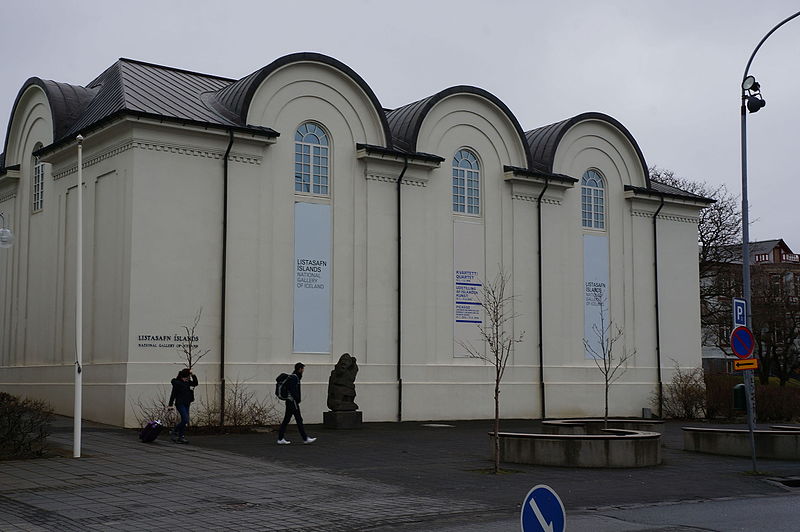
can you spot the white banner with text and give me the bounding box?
[583,233,609,359]
[293,202,331,353]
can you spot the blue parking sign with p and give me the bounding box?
[733,298,747,328]
[521,484,565,532]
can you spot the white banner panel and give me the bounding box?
[293,202,331,353]
[453,221,484,358]
[584,234,609,359]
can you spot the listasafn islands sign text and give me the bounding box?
[136,333,199,349]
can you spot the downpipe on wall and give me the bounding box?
[396,156,409,423]
[536,177,549,419]
[220,130,234,427]
[653,194,665,418]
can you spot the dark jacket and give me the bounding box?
[286,371,302,404]
[169,374,198,406]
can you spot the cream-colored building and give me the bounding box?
[0,53,710,427]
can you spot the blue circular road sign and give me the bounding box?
[730,326,755,359]
[521,484,565,532]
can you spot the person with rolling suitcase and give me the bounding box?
[168,368,198,444]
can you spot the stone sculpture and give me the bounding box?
[326,353,359,411]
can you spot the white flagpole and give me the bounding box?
[74,135,83,458]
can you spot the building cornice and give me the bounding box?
[53,138,262,180]
[631,210,699,223]
[0,190,17,203]
[365,173,427,187]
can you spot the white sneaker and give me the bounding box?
[277,438,291,445]
[303,437,317,444]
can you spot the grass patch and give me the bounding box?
[742,470,776,477]
[467,467,524,475]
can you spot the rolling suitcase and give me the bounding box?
[139,420,163,443]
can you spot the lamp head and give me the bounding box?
[746,95,766,113]
[742,76,759,92]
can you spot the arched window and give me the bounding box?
[32,144,44,213]
[581,169,605,230]
[294,122,329,197]
[452,149,480,215]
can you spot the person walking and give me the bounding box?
[277,362,316,445]
[168,368,198,444]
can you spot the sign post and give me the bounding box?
[730,301,757,472]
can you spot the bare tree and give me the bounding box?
[584,299,635,427]
[176,308,210,371]
[751,272,800,386]
[457,271,524,474]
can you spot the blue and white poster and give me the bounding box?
[584,234,609,359]
[293,202,331,353]
[453,221,484,357]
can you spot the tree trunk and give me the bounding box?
[604,384,609,429]
[494,381,500,474]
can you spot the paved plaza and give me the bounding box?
[1,417,798,531]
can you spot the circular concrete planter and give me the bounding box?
[541,418,665,435]
[492,421,662,468]
[682,426,800,460]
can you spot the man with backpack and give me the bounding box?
[277,362,316,445]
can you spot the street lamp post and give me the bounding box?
[739,9,800,473]
[74,135,84,458]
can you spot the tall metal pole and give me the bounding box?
[739,102,757,473]
[739,9,800,473]
[74,135,84,458]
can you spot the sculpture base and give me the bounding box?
[323,410,362,429]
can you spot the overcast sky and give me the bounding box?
[2,0,798,249]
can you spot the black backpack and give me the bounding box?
[275,373,291,401]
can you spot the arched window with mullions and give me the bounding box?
[581,169,605,230]
[32,143,45,213]
[294,122,330,197]
[452,149,480,215]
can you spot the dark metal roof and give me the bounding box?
[5,58,280,160]
[210,52,393,146]
[3,54,682,201]
[625,184,714,203]
[502,165,577,184]
[525,112,650,187]
[355,143,444,163]
[648,180,711,201]
[2,78,98,162]
[625,180,714,204]
[64,59,239,138]
[386,86,534,169]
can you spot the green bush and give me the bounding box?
[0,392,54,459]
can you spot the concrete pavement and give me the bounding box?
[1,416,798,531]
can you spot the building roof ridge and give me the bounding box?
[117,57,236,83]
